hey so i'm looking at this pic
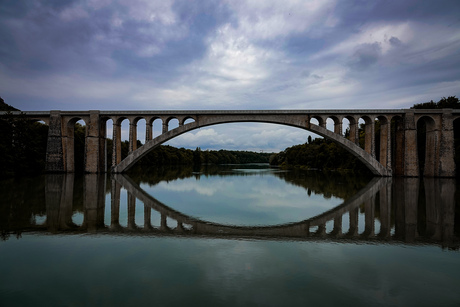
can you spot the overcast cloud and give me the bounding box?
[1,0,459,151]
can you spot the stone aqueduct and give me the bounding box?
[8,108,460,177]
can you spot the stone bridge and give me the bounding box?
[5,109,459,177]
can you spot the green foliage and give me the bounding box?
[0,97,19,111]
[411,96,460,109]
[0,112,49,178]
[269,138,370,173]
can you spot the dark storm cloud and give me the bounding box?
[0,0,230,82]
[0,0,459,112]
[348,42,382,71]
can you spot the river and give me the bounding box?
[1,164,459,306]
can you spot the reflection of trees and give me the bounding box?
[128,165,371,202]
[0,176,47,240]
[272,169,371,201]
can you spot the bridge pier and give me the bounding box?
[46,111,65,172]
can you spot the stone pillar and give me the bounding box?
[438,110,455,177]
[348,117,359,145]
[424,178,439,238]
[145,120,153,143]
[378,180,391,238]
[362,196,375,237]
[160,213,168,231]
[319,117,326,129]
[110,178,121,229]
[144,206,152,230]
[99,120,107,173]
[347,207,359,237]
[440,179,455,248]
[403,110,419,177]
[423,118,440,177]
[394,118,405,176]
[83,174,100,232]
[404,178,419,242]
[334,119,342,135]
[45,174,65,231]
[379,118,392,171]
[162,121,168,134]
[60,174,75,229]
[127,192,137,229]
[64,120,74,173]
[331,215,342,236]
[364,118,375,157]
[46,111,65,172]
[112,121,122,167]
[393,178,405,239]
[129,120,137,153]
[176,221,184,232]
[85,111,101,173]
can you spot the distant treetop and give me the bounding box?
[411,96,459,109]
[0,97,19,111]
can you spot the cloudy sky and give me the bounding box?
[1,0,459,151]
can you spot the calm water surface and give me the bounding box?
[1,165,459,306]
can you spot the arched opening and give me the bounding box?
[102,118,113,171]
[417,116,438,177]
[136,118,146,147]
[344,116,358,144]
[152,118,163,138]
[65,118,86,173]
[342,118,350,137]
[183,117,195,125]
[111,117,130,167]
[167,117,179,131]
[326,118,335,133]
[310,116,324,127]
[358,118,366,149]
[129,117,144,153]
[328,116,342,135]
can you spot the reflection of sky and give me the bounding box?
[1,235,459,306]
[139,170,343,226]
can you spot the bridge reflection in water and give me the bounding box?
[12,173,458,249]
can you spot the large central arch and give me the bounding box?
[112,114,391,176]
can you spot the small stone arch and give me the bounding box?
[310,115,325,128]
[328,115,342,135]
[182,116,196,126]
[64,117,87,173]
[166,117,180,131]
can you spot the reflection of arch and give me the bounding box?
[8,173,455,247]
[113,174,388,237]
[113,117,391,176]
